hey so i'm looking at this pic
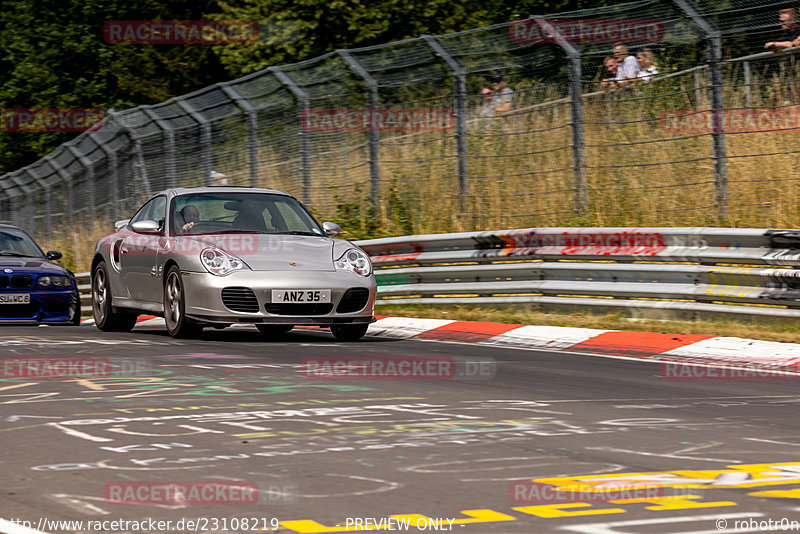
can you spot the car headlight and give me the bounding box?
[335,248,372,277]
[38,275,71,288]
[200,247,250,276]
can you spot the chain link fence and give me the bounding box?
[2,0,800,256]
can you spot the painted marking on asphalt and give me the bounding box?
[567,331,716,357]
[415,320,523,343]
[483,325,612,350]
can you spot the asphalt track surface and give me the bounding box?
[0,323,799,534]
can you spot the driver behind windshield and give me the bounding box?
[180,205,200,232]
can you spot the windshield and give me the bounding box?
[0,227,45,258]
[171,192,324,237]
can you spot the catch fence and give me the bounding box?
[2,0,800,255]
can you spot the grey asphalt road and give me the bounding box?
[0,324,799,534]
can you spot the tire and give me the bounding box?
[164,266,202,338]
[330,324,369,342]
[256,324,293,337]
[69,296,81,326]
[92,261,137,332]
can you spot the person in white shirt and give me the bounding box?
[636,48,659,81]
[478,87,495,117]
[613,43,640,86]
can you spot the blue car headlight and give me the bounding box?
[38,275,71,288]
[335,248,372,277]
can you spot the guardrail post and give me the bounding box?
[672,0,728,221]
[338,50,381,205]
[422,35,468,213]
[220,83,260,187]
[176,100,213,187]
[141,107,177,188]
[532,18,587,217]
[272,67,312,204]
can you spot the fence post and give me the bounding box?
[220,83,260,187]
[672,0,728,220]
[40,157,71,236]
[422,35,468,213]
[141,107,177,188]
[176,100,213,186]
[66,144,96,225]
[694,68,704,110]
[743,60,752,108]
[533,18,587,217]
[338,50,381,205]
[271,67,312,204]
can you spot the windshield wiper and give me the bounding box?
[0,252,34,257]
[274,231,321,236]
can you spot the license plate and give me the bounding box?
[271,289,331,303]
[0,294,30,304]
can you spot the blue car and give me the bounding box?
[0,224,80,324]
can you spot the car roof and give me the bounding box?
[160,186,293,197]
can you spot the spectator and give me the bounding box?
[601,56,618,89]
[612,43,641,86]
[765,8,800,52]
[636,48,659,81]
[490,75,515,113]
[478,87,495,117]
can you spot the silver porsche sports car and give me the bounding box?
[91,187,376,340]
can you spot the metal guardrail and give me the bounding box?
[357,227,800,319]
[74,227,800,320]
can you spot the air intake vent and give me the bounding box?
[336,288,370,313]
[221,287,259,313]
[11,275,33,289]
[0,276,8,289]
[264,303,333,316]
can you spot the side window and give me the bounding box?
[129,196,167,230]
[148,196,167,230]
[129,198,158,225]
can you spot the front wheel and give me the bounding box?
[92,261,136,332]
[164,266,201,338]
[330,324,369,342]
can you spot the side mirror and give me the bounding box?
[46,250,62,261]
[322,222,341,237]
[130,220,161,234]
[114,219,130,230]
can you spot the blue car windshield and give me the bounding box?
[171,193,325,236]
[0,228,45,257]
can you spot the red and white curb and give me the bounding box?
[80,315,800,368]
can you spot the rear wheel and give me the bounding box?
[92,261,136,332]
[164,266,202,338]
[330,324,369,342]
[256,324,293,337]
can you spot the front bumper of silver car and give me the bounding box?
[180,270,376,326]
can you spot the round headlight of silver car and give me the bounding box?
[200,247,250,276]
[334,248,372,277]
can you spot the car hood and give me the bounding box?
[0,258,68,275]
[176,234,336,271]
